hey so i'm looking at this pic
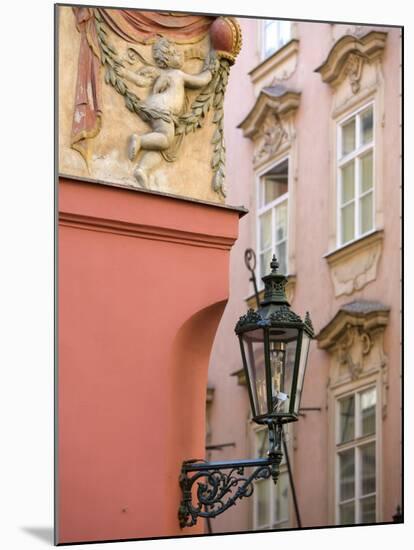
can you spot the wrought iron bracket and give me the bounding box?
[178,455,282,528]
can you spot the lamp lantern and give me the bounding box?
[235,255,314,425]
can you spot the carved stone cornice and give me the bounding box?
[59,211,238,251]
[315,31,387,90]
[238,87,301,140]
[324,230,384,297]
[59,175,246,251]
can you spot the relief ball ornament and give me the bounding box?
[209,16,242,64]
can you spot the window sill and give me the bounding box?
[249,39,299,89]
[323,230,384,297]
[324,229,382,261]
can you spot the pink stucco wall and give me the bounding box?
[208,19,401,533]
[57,177,243,543]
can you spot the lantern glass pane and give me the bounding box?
[293,331,311,415]
[269,330,298,415]
[242,329,267,417]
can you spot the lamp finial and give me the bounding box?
[270,255,279,273]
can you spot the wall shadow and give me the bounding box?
[21,526,54,545]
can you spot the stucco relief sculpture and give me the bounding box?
[343,52,364,94]
[67,7,242,201]
[337,325,372,380]
[326,231,384,297]
[115,38,218,188]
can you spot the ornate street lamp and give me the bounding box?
[236,254,314,425]
[178,256,314,528]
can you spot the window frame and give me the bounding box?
[336,102,376,248]
[261,19,292,60]
[256,156,290,286]
[334,383,379,525]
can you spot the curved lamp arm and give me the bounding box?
[178,453,283,528]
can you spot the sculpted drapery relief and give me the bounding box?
[66,7,242,201]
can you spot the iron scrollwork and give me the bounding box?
[178,456,282,528]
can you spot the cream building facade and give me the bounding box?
[207,17,402,533]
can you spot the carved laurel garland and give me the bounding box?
[176,57,230,197]
[94,10,229,198]
[210,61,230,197]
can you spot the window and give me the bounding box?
[336,386,377,524]
[262,20,291,59]
[257,159,289,281]
[254,428,290,530]
[337,104,374,246]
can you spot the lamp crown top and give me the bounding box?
[260,256,289,307]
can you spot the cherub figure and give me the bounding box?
[117,37,217,188]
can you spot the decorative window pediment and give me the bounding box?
[238,86,300,169]
[238,86,301,138]
[317,301,389,408]
[317,300,389,349]
[315,31,387,91]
